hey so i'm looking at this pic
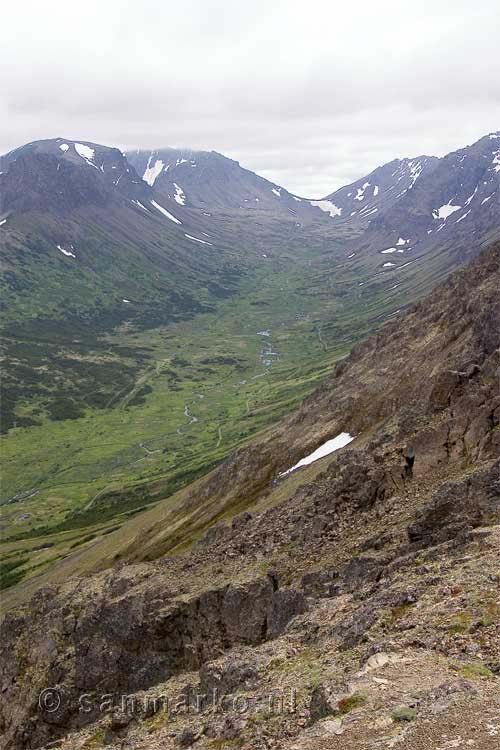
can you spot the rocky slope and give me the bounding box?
[1,244,498,750]
[315,154,439,228]
[319,132,500,276]
[126,147,324,221]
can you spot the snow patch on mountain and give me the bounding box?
[408,159,425,189]
[132,200,149,212]
[75,143,98,170]
[464,186,478,206]
[433,202,462,220]
[143,156,165,186]
[57,244,76,258]
[280,432,355,475]
[173,183,186,205]
[59,143,69,152]
[456,210,471,223]
[150,200,182,224]
[355,182,370,201]
[310,199,342,217]
[184,233,213,246]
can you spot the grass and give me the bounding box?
[337,693,367,714]
[0,229,441,592]
[391,707,417,722]
[459,663,494,680]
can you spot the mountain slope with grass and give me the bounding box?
[1,243,498,750]
[1,132,499,608]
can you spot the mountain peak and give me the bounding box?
[0,138,148,216]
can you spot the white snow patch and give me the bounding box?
[383,262,396,267]
[433,202,462,220]
[59,143,69,152]
[347,252,355,258]
[396,237,409,246]
[150,200,182,224]
[132,200,149,212]
[74,143,98,169]
[173,183,186,205]
[310,200,342,217]
[355,182,370,201]
[184,233,213,246]
[272,188,281,197]
[176,158,188,166]
[491,150,500,173]
[143,156,165,186]
[373,185,379,196]
[381,247,397,254]
[0,219,6,226]
[456,210,471,223]
[292,196,302,202]
[407,159,424,189]
[481,194,494,205]
[57,244,76,258]
[280,432,355,475]
[122,299,130,303]
[464,186,478,206]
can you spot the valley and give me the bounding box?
[1,132,499,600]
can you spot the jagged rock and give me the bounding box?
[428,369,462,412]
[333,606,378,650]
[340,556,381,593]
[300,568,339,597]
[221,578,274,643]
[309,682,351,721]
[268,589,308,638]
[195,522,228,547]
[176,724,201,747]
[231,511,253,530]
[408,461,500,545]
[108,711,131,732]
[199,656,260,695]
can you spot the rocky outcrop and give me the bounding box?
[0,574,307,749]
[407,460,500,546]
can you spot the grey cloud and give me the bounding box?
[1,0,499,196]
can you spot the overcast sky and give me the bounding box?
[2,0,500,196]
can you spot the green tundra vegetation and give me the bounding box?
[0,224,452,590]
